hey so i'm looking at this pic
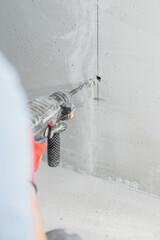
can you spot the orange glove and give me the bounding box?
[32,140,47,173]
[29,126,47,182]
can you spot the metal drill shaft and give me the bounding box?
[69,79,93,96]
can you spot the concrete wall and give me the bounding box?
[0,0,96,98]
[1,1,160,197]
[96,0,160,196]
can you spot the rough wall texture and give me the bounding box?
[0,0,96,97]
[96,0,160,196]
[1,0,160,197]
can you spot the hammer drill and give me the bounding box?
[27,80,93,168]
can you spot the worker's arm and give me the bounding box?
[31,141,47,240]
[32,187,47,240]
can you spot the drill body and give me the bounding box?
[28,91,75,167]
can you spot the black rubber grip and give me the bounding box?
[47,133,60,167]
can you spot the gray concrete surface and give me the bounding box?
[96,0,160,196]
[1,1,160,197]
[0,0,96,98]
[36,161,160,240]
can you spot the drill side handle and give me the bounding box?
[47,121,67,167]
[47,133,60,167]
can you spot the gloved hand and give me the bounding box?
[30,128,47,182]
[32,139,47,173]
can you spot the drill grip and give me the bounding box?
[47,133,60,167]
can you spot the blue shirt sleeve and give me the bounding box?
[0,53,34,240]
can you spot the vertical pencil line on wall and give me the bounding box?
[97,0,100,101]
